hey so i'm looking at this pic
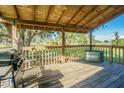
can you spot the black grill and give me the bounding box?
[0,48,23,88]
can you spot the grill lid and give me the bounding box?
[0,48,17,66]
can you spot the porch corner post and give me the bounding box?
[62,27,65,56]
[61,27,66,63]
[12,20,18,49]
[89,30,93,51]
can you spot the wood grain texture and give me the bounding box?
[22,61,124,88]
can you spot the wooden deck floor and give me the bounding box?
[22,61,124,88]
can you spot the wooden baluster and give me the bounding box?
[45,49,47,65]
[118,48,121,63]
[52,49,53,64]
[114,47,116,63]
[47,49,49,65]
[38,50,41,66]
[42,49,44,66]
[109,46,113,64]
[53,48,55,64]
[50,49,52,64]
[57,48,59,63]
[120,48,122,64]
[30,50,33,68]
[46,49,47,65]
[55,48,57,64]
[70,47,72,61]
[54,48,56,64]
[49,49,50,65]
[56,48,58,64]
[71,47,74,61]
[103,47,105,61]
[43,49,45,65]
[123,48,124,65]
[115,47,118,63]
[106,47,108,60]
[60,48,62,63]
[49,49,51,64]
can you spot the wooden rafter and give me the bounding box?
[74,6,98,26]
[56,9,65,24]
[13,5,19,19]
[83,6,111,26]
[46,5,52,23]
[92,8,124,29]
[33,5,36,21]
[66,6,84,25]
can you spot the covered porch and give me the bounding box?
[0,5,124,88]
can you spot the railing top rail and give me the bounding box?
[22,45,124,51]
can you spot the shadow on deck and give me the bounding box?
[22,61,124,88]
[22,67,64,88]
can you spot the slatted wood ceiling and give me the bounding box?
[0,5,124,33]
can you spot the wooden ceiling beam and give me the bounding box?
[18,25,87,33]
[1,23,86,33]
[46,5,52,23]
[0,16,90,30]
[83,6,111,26]
[66,6,84,25]
[13,5,20,19]
[74,6,98,26]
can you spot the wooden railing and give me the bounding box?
[22,46,63,70]
[92,45,124,64]
[21,45,124,70]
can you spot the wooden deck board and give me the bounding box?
[72,65,124,88]
[22,61,124,88]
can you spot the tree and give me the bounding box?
[0,23,54,47]
[104,40,109,43]
[112,32,120,45]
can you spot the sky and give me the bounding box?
[93,13,124,41]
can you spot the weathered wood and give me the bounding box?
[66,6,84,25]
[33,5,36,21]
[107,75,124,88]
[109,46,113,63]
[89,31,93,51]
[92,7,124,29]
[22,61,124,88]
[74,6,98,26]
[72,64,124,88]
[84,6,111,26]
[56,9,66,24]
[95,69,124,88]
[46,6,52,23]
[62,27,65,62]
[0,5,124,34]
[12,20,18,49]
[13,5,20,19]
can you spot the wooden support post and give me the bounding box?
[12,20,18,49]
[62,27,65,56]
[89,31,92,51]
[61,27,65,63]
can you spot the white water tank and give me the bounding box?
[85,50,104,62]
